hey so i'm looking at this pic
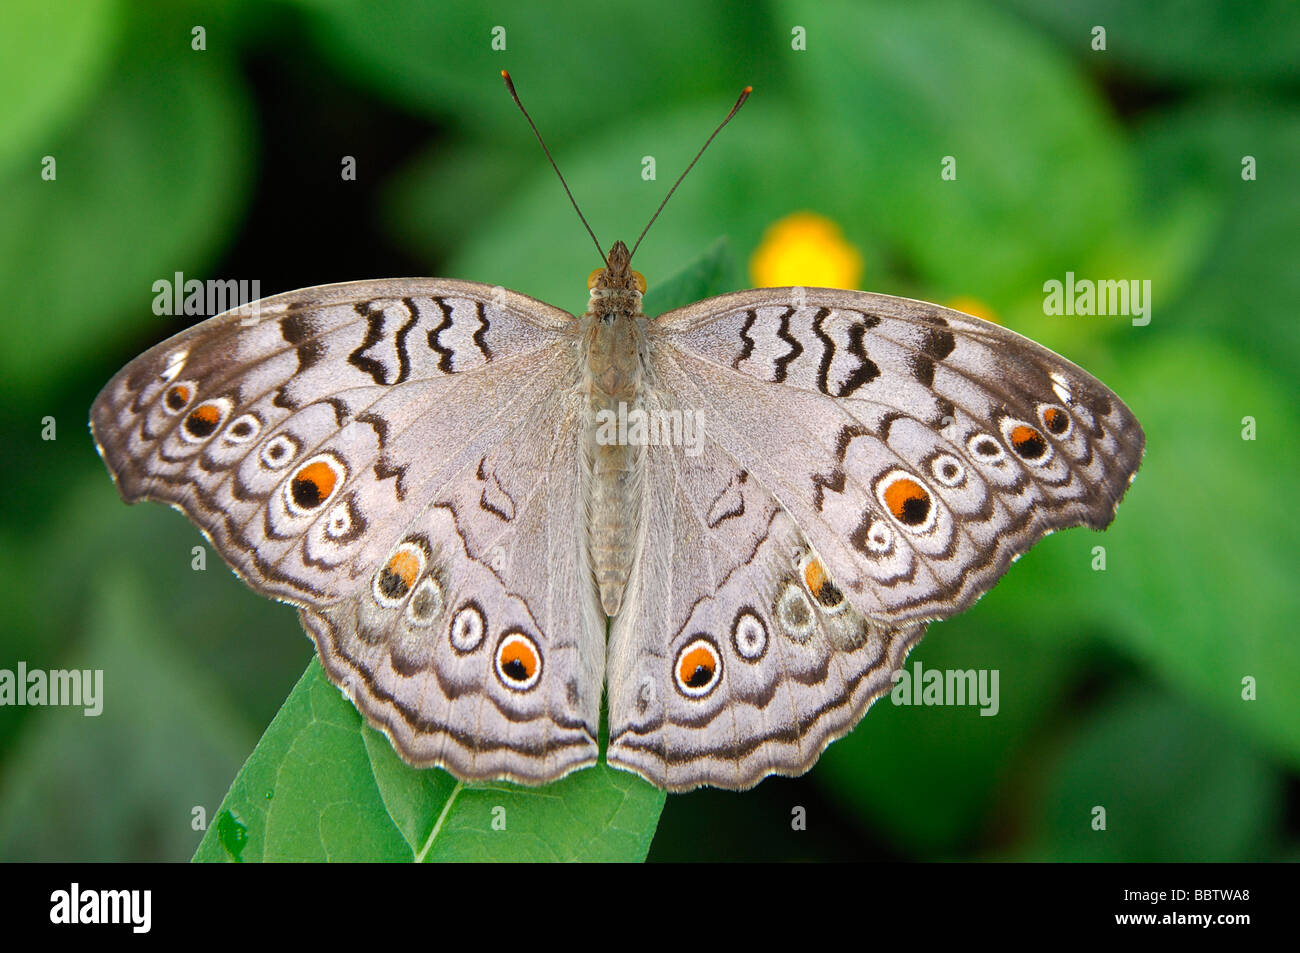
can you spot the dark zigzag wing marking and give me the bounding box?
[374,453,409,503]
[732,310,756,370]
[393,297,420,382]
[427,296,455,372]
[473,300,493,362]
[907,325,956,387]
[476,456,516,522]
[705,470,748,529]
[347,301,391,385]
[811,423,870,511]
[346,299,420,386]
[811,308,883,398]
[279,311,326,372]
[812,307,835,395]
[837,317,882,397]
[772,307,801,383]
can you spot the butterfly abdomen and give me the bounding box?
[581,299,647,618]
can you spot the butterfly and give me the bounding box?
[90,76,1143,792]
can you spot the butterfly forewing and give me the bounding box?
[649,288,1144,623]
[90,279,606,784]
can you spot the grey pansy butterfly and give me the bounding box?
[90,77,1143,792]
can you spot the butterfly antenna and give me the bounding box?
[502,70,607,266]
[630,85,752,261]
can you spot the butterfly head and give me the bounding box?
[587,240,645,319]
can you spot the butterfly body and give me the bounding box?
[92,265,1143,791]
[581,240,648,617]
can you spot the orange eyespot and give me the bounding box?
[501,640,537,679]
[675,638,721,697]
[496,631,542,690]
[1009,424,1048,459]
[883,477,931,527]
[588,268,604,290]
[183,401,225,439]
[679,647,715,687]
[385,549,421,591]
[632,270,646,294]
[803,557,825,592]
[163,383,193,412]
[802,556,844,608]
[374,542,426,605]
[1042,407,1069,435]
[289,458,340,511]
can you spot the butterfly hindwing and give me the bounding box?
[299,387,604,783]
[604,414,923,790]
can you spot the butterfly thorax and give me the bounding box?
[581,240,648,618]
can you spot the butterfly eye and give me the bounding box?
[587,268,605,290]
[632,270,646,294]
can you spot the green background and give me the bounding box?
[0,0,1296,861]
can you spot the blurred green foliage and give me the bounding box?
[0,0,1295,861]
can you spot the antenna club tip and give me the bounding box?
[501,69,510,79]
[744,85,753,93]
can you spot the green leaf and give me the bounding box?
[643,237,737,317]
[0,0,122,172]
[0,48,255,396]
[1016,687,1283,861]
[996,0,1300,85]
[1132,99,1300,381]
[193,661,666,862]
[0,568,254,861]
[781,0,1132,303]
[291,0,760,138]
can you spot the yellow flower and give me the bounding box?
[945,295,1000,325]
[749,212,863,289]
